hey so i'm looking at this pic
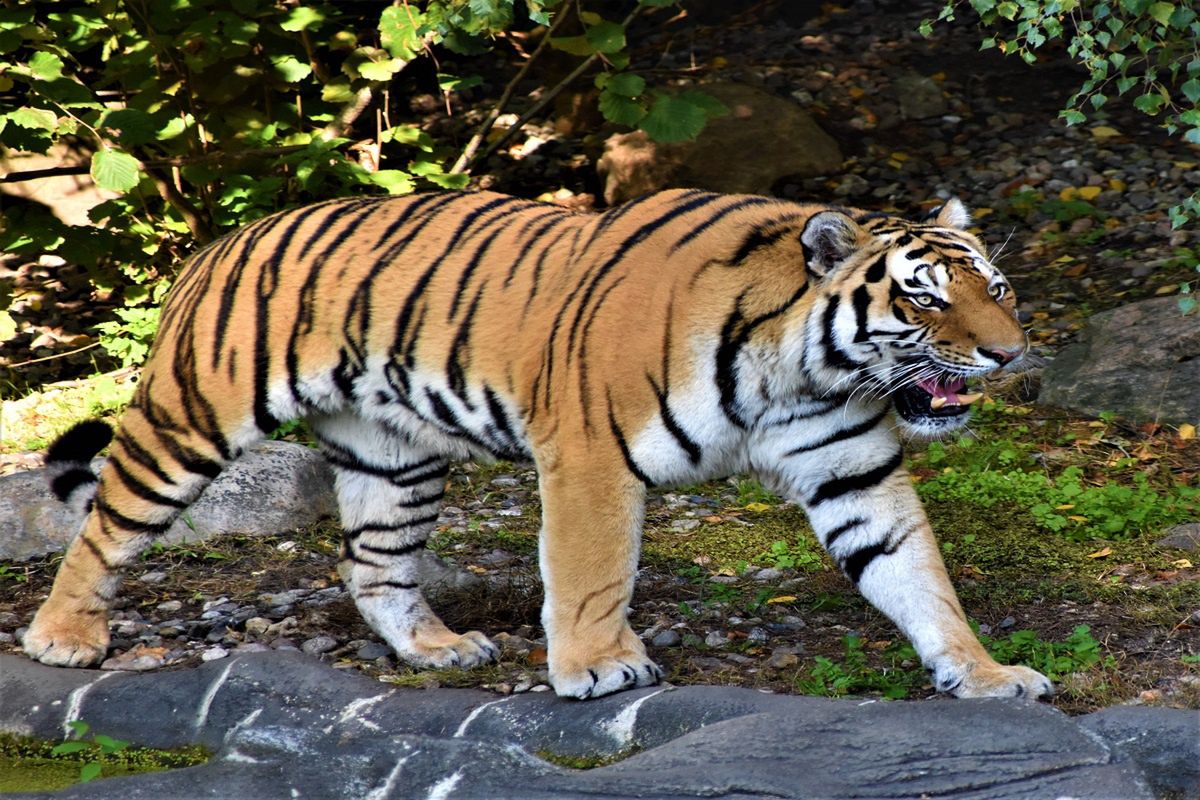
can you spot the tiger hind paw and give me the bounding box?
[551,654,664,699]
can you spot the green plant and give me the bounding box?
[733,478,779,507]
[51,721,129,784]
[979,624,1114,680]
[796,636,922,699]
[923,0,1200,227]
[0,0,721,376]
[759,539,823,572]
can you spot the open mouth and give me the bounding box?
[892,374,983,422]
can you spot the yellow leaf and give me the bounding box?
[1059,187,1078,201]
[1173,161,1197,169]
[1108,178,1126,192]
[1155,285,1178,295]
[848,86,865,99]
[973,207,994,219]
[1178,423,1196,440]
[931,71,947,82]
[1090,125,1120,139]
[766,595,797,604]
[891,152,909,162]
[744,502,771,513]
[1087,546,1113,558]
[1055,504,1076,510]
[710,56,728,68]
[1077,186,1102,200]
[1068,515,1089,523]
[1172,559,1194,569]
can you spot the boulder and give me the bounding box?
[1039,298,1200,425]
[894,72,948,120]
[0,441,337,561]
[1156,522,1200,552]
[597,82,843,204]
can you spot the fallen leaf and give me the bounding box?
[528,646,548,665]
[703,515,723,523]
[1173,559,1194,569]
[743,502,771,513]
[1055,503,1076,510]
[1155,285,1179,295]
[1178,423,1196,441]
[1076,185,1102,200]
[1069,515,1090,523]
[1063,263,1088,278]
[766,595,797,604]
[1087,547,1113,558]
[1108,178,1126,191]
[1090,125,1121,139]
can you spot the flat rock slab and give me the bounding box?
[2,652,1194,799]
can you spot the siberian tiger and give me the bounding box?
[25,189,1053,701]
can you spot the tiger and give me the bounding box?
[24,189,1053,701]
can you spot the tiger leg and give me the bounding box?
[312,414,497,669]
[536,452,663,699]
[25,410,231,667]
[780,447,1053,699]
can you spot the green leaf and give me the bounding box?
[425,171,469,189]
[66,721,89,736]
[639,94,709,143]
[437,73,481,92]
[358,57,406,81]
[1060,108,1087,125]
[93,735,128,752]
[548,35,593,56]
[280,6,325,32]
[50,741,90,755]
[29,50,65,80]
[367,169,414,194]
[79,762,102,783]
[379,6,423,60]
[1132,92,1166,115]
[90,148,141,192]
[969,0,996,13]
[585,20,626,54]
[996,1,1018,19]
[1182,78,1200,104]
[676,89,728,118]
[271,55,312,83]
[605,72,645,97]
[599,89,647,126]
[99,109,160,146]
[637,0,676,6]
[1147,2,1174,24]
[918,18,934,37]
[9,106,58,131]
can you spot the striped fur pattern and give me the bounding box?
[26,190,1051,700]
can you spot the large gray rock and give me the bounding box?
[1077,705,1200,798]
[894,72,948,120]
[597,82,843,204]
[1039,297,1200,425]
[0,441,336,561]
[0,651,1185,799]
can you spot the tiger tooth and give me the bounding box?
[929,396,948,410]
[958,392,983,405]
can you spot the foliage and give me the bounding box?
[50,721,129,784]
[980,623,1115,680]
[796,636,923,699]
[914,404,1200,541]
[759,539,823,572]
[922,0,1200,226]
[0,1,717,371]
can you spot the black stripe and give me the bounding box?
[727,224,790,265]
[483,386,517,448]
[446,282,487,404]
[864,254,888,283]
[79,534,116,570]
[842,527,912,585]
[809,450,903,507]
[114,433,176,487]
[822,516,866,549]
[648,373,702,465]
[505,212,572,289]
[95,496,174,536]
[669,195,776,253]
[356,539,429,557]
[344,513,440,539]
[107,457,189,509]
[784,407,888,457]
[819,295,867,371]
[607,393,652,486]
[50,470,97,502]
[360,580,419,591]
[397,490,445,509]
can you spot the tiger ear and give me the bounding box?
[801,211,864,279]
[929,198,972,229]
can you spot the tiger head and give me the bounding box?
[798,199,1025,439]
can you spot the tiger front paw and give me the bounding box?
[933,658,1054,700]
[550,648,664,699]
[401,628,499,670]
[22,610,109,668]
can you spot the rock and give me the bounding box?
[244,617,273,637]
[355,642,391,660]
[704,631,728,648]
[0,652,1174,799]
[301,636,338,655]
[894,73,947,119]
[1156,523,1200,552]
[652,630,682,648]
[597,82,842,204]
[1039,298,1200,425]
[767,650,800,669]
[1078,706,1200,798]
[0,441,337,561]
[200,646,229,662]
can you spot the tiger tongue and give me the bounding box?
[918,376,973,409]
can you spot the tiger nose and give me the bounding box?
[977,346,1023,365]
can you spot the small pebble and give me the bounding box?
[652,630,682,647]
[704,631,728,648]
[201,646,229,662]
[301,636,338,655]
[138,571,167,584]
[355,642,391,660]
[244,617,272,636]
[156,600,183,614]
